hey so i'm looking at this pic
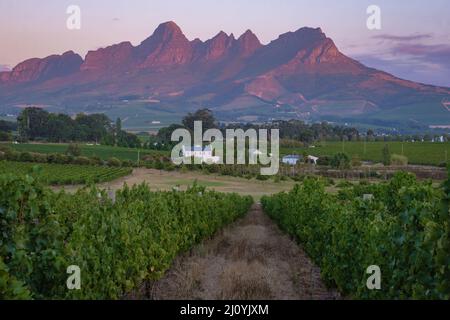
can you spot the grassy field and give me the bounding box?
[282,141,449,166]
[0,161,132,185]
[57,168,298,201]
[4,141,449,166]
[6,143,168,161]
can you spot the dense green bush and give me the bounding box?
[262,171,450,299]
[0,174,252,299]
[73,156,91,166]
[330,153,351,169]
[107,157,122,167]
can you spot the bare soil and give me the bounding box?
[143,204,339,300]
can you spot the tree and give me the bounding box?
[182,109,216,132]
[115,118,122,133]
[17,107,50,141]
[331,153,351,170]
[0,120,17,133]
[114,118,122,146]
[75,113,112,143]
[382,144,391,166]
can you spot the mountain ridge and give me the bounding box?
[0,21,449,126]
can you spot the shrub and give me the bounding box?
[351,154,362,167]
[66,143,82,157]
[390,154,408,166]
[438,161,448,168]
[317,156,331,166]
[48,153,70,164]
[121,159,134,168]
[382,144,391,166]
[30,152,48,163]
[18,152,33,162]
[330,153,351,170]
[74,156,91,166]
[90,156,103,166]
[107,157,122,167]
[0,132,12,141]
[4,150,20,161]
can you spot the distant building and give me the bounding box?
[282,155,302,165]
[307,155,319,165]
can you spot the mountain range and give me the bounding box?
[1,21,449,129]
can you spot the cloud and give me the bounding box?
[388,43,450,71]
[372,34,433,41]
[350,33,450,87]
[112,17,120,22]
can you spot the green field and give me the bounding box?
[282,141,449,166]
[4,141,449,167]
[6,143,168,161]
[0,161,132,185]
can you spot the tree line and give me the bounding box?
[16,107,140,147]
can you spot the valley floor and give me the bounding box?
[142,204,339,300]
[57,168,298,200]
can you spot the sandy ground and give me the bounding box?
[140,204,339,300]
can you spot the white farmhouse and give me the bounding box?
[307,155,319,165]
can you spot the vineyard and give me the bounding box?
[0,161,132,185]
[262,170,450,299]
[0,173,253,299]
[8,143,168,161]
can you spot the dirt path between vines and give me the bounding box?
[145,204,339,300]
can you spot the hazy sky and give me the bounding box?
[1,0,449,86]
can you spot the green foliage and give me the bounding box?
[0,175,253,299]
[382,144,391,166]
[351,154,362,167]
[66,143,82,157]
[0,161,132,185]
[107,157,122,167]
[262,172,450,299]
[0,257,32,299]
[182,108,216,132]
[281,141,449,166]
[391,154,408,166]
[330,152,351,169]
[16,107,142,148]
[11,143,165,162]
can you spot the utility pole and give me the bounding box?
[137,150,140,166]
